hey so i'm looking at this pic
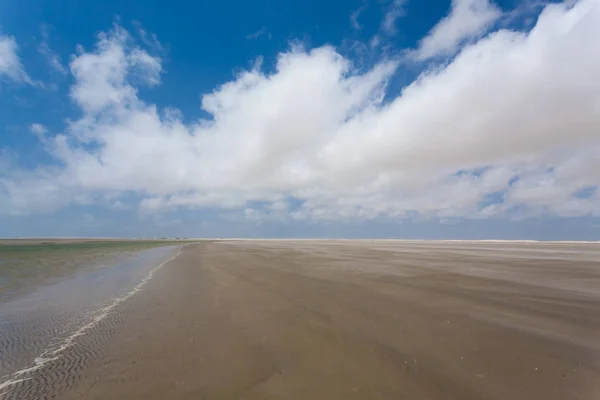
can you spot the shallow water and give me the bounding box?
[0,242,179,303]
[0,244,181,396]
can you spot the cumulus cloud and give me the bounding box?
[69,25,162,114]
[1,0,600,222]
[415,0,502,60]
[0,35,31,82]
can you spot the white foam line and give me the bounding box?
[0,247,183,396]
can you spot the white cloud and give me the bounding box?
[0,35,31,83]
[2,0,600,222]
[382,0,406,35]
[68,26,162,114]
[415,0,502,60]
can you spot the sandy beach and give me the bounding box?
[6,240,600,399]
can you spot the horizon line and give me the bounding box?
[1,237,599,244]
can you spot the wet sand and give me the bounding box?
[0,238,194,246]
[0,246,182,399]
[22,241,600,399]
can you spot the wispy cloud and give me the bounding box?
[246,26,271,40]
[29,123,48,137]
[132,20,165,54]
[381,0,407,35]
[350,1,369,30]
[501,0,556,27]
[37,25,67,75]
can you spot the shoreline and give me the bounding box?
[0,246,185,398]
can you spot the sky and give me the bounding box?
[1,0,599,239]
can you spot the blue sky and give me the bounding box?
[1,0,599,239]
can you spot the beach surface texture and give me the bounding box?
[2,240,600,399]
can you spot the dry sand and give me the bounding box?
[24,241,600,399]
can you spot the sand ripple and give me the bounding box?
[0,248,181,399]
